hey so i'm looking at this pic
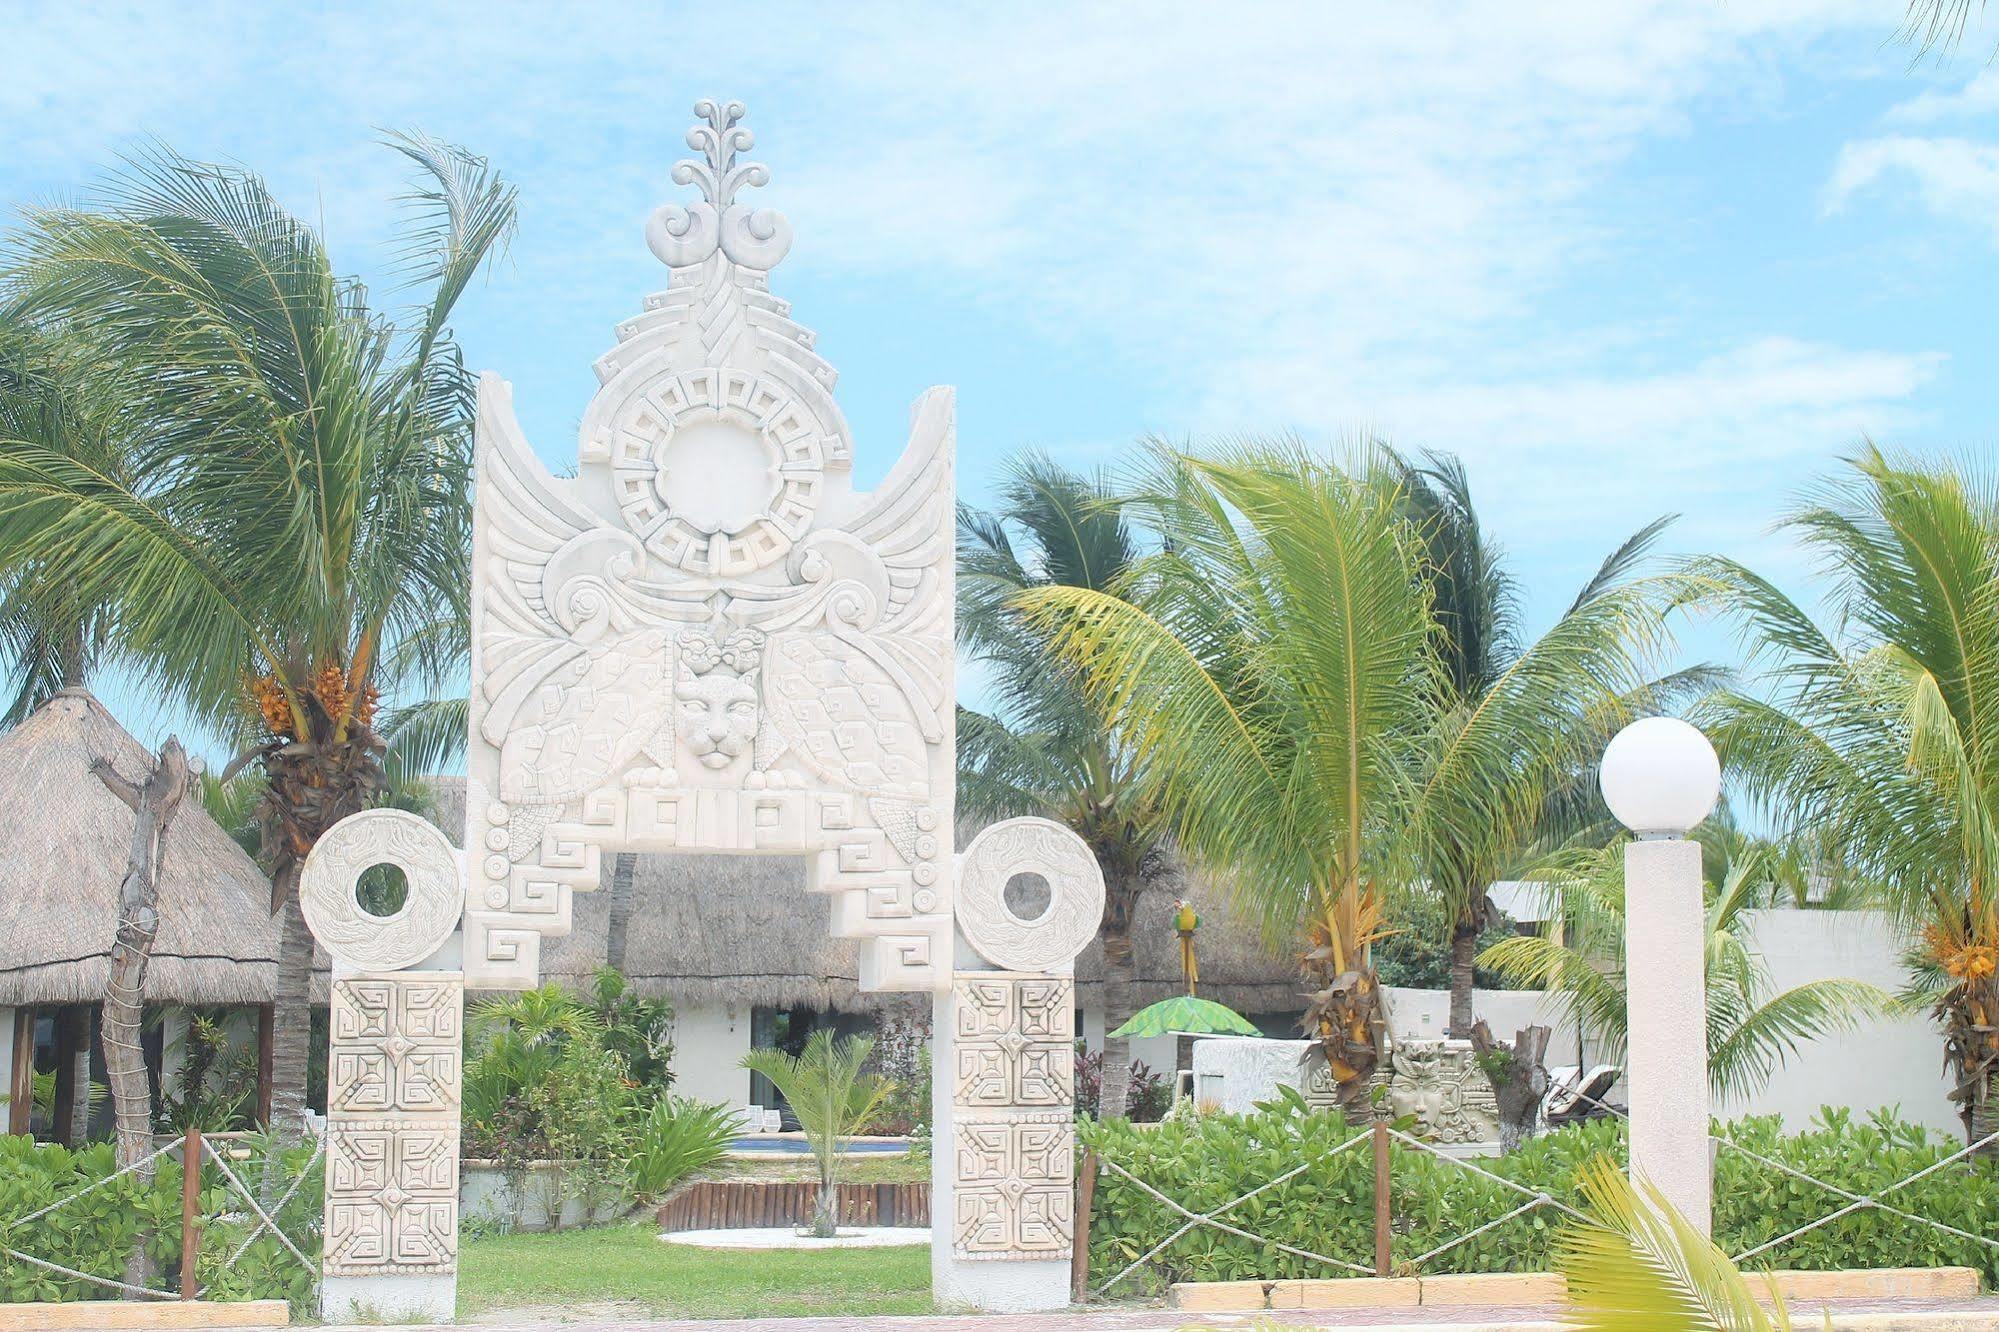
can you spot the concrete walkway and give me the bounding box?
[288,1294,1999,1332]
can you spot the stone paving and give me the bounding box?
[282,1293,1999,1332]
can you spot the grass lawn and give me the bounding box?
[458,1220,935,1321]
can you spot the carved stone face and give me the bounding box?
[675,629,764,770]
[677,670,759,768]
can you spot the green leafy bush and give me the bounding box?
[1713,1108,1999,1280]
[630,1098,739,1199]
[1083,1101,1999,1291]
[0,1130,319,1306]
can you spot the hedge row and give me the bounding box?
[1080,1099,1999,1290]
[0,1133,320,1306]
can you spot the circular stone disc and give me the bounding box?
[300,808,461,972]
[956,817,1106,973]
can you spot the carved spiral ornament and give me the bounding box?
[956,818,1105,972]
[301,809,463,972]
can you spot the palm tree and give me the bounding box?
[1389,448,1685,1038]
[0,325,118,717]
[958,453,1170,1118]
[741,1031,892,1238]
[1023,443,1690,1108]
[1018,445,1436,1107]
[0,137,515,1139]
[1481,836,1888,1103]
[1696,446,1999,1148]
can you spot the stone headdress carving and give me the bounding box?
[464,99,955,992]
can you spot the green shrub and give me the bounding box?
[630,1098,738,1199]
[1083,1102,1999,1290]
[1713,1108,1999,1280]
[0,1130,319,1306]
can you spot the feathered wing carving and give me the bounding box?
[730,387,954,734]
[473,374,698,803]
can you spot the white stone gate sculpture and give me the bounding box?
[303,99,1098,1319]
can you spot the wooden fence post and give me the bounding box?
[180,1125,201,1300]
[1071,1147,1097,1304]
[1372,1118,1391,1278]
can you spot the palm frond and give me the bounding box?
[1560,1156,1794,1331]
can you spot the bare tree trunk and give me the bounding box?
[606,851,637,971]
[267,872,314,1145]
[1471,1020,1551,1153]
[94,739,190,1178]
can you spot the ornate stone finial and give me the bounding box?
[645,98,793,271]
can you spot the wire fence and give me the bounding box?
[0,1126,321,1304]
[1073,1084,1999,1299]
[1077,1116,1589,1299]
[1560,1082,1999,1272]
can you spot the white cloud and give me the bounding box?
[1886,68,1999,123]
[1826,134,1999,237]
[3,1,1948,600]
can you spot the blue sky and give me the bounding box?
[6,2,1998,754]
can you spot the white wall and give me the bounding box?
[669,1005,752,1110]
[1729,909,1956,1136]
[0,1006,14,1128]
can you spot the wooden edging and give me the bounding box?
[1167,1267,1983,1312]
[655,1179,929,1231]
[0,1300,289,1330]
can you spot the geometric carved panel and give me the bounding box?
[325,1119,461,1274]
[952,1113,1075,1260]
[322,971,464,1279]
[329,975,463,1115]
[953,974,1073,1109]
[951,972,1077,1259]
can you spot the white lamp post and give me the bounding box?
[1600,716,1720,1235]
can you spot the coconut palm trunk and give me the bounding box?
[261,725,388,1141]
[1447,911,1481,1040]
[1942,978,1999,1155]
[1096,861,1145,1118]
[94,738,190,1175]
[605,852,638,971]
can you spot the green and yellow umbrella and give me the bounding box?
[1109,994,1261,1040]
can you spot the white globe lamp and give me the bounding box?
[1606,714,1720,1237]
[1600,716,1720,838]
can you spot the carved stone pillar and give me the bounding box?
[302,809,464,1321]
[938,818,1105,1311]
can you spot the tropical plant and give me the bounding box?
[958,451,1171,1118]
[1388,448,1693,1039]
[463,984,637,1229]
[1694,447,1999,1147]
[1022,444,1680,1108]
[0,326,121,720]
[1481,838,1888,1102]
[862,1009,931,1135]
[151,1010,256,1134]
[1019,446,1432,1108]
[585,966,675,1093]
[1074,1044,1171,1123]
[740,1030,892,1237]
[0,137,516,1139]
[1559,1156,1804,1331]
[628,1097,739,1199]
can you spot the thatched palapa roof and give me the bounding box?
[0,689,279,1006]
[429,779,1298,1015]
